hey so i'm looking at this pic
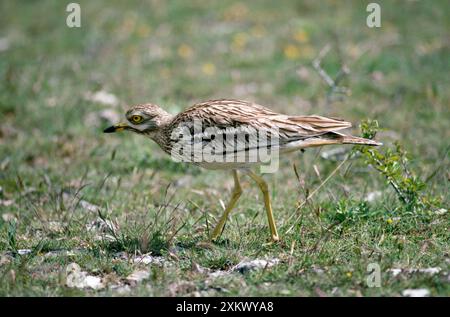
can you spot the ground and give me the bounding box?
[0,0,449,296]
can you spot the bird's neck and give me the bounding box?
[145,113,175,154]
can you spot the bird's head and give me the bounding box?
[103,103,172,134]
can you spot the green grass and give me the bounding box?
[0,0,449,296]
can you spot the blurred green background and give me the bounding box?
[0,0,448,296]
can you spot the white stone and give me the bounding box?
[402,289,430,297]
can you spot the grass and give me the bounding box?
[0,0,449,296]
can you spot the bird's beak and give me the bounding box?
[103,123,129,133]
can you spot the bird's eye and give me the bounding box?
[131,115,143,124]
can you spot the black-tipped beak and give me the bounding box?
[103,123,128,133]
[103,126,117,133]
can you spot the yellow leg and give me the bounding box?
[210,170,242,241]
[246,170,280,242]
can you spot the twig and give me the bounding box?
[312,44,351,100]
[312,44,334,87]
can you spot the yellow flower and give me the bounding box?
[387,218,393,224]
[284,44,300,60]
[346,272,353,278]
[250,25,266,38]
[202,63,216,76]
[137,24,151,38]
[232,33,248,51]
[293,29,309,43]
[178,44,193,59]
[224,3,248,21]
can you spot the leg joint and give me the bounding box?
[235,181,243,192]
[259,181,269,193]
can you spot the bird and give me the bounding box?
[104,99,381,242]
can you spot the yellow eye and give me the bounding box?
[131,115,143,123]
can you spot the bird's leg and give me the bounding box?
[210,170,242,241]
[245,170,280,242]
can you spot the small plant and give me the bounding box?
[325,199,372,224]
[355,120,441,213]
[204,253,237,270]
[146,231,170,256]
[95,190,185,255]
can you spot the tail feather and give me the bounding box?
[280,133,382,153]
[341,135,382,146]
[287,115,352,132]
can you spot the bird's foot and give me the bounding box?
[262,235,280,247]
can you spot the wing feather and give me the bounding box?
[168,99,353,160]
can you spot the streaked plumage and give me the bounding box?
[104,99,381,242]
